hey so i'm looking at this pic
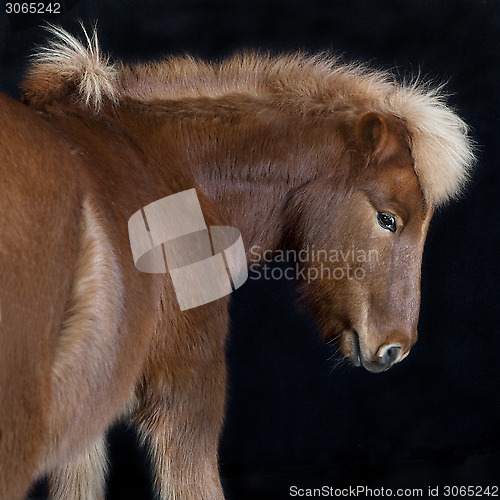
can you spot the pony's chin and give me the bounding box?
[336,329,361,367]
[346,329,361,367]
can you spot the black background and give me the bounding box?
[1,1,499,499]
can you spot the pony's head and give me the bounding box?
[284,103,473,372]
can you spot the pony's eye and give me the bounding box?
[377,212,397,233]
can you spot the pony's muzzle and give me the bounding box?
[375,343,402,370]
[347,330,408,372]
[359,342,405,373]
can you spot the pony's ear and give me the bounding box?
[357,112,389,156]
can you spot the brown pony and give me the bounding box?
[0,26,473,500]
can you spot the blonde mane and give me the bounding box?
[22,25,475,206]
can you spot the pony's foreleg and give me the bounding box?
[135,304,229,500]
[142,399,225,500]
[47,434,108,500]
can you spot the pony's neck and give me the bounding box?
[198,170,296,255]
[116,101,332,254]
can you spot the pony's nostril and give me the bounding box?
[377,344,402,367]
